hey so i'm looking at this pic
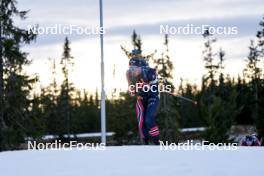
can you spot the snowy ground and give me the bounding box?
[0,146,263,176]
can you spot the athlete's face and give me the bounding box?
[130,66,141,77]
[126,66,141,84]
[132,54,142,59]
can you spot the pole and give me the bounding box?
[99,0,106,144]
[169,92,197,105]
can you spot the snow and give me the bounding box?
[0,146,263,176]
[25,132,115,141]
[179,127,206,133]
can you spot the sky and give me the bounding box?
[16,0,264,95]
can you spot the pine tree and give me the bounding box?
[178,81,202,128]
[107,92,136,144]
[153,34,179,142]
[255,17,264,140]
[43,59,59,135]
[132,30,142,52]
[121,30,156,60]
[244,16,264,139]
[0,0,37,150]
[26,93,45,139]
[235,75,253,125]
[200,29,237,143]
[57,37,75,137]
[256,16,264,57]
[202,28,219,89]
[121,30,143,58]
[72,90,99,133]
[243,40,260,123]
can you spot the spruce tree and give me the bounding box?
[44,59,59,135]
[57,37,75,137]
[153,34,179,142]
[202,28,219,89]
[0,0,37,150]
[201,29,237,143]
[244,16,264,139]
[132,30,142,52]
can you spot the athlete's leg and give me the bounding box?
[136,97,145,139]
[144,96,160,144]
[142,124,149,144]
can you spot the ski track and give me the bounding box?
[0,146,263,176]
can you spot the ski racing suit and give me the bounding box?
[127,65,160,144]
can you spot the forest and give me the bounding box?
[0,0,264,150]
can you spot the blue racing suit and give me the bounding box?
[132,67,160,144]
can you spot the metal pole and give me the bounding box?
[99,0,106,144]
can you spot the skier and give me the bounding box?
[239,134,261,146]
[126,49,160,145]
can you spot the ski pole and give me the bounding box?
[168,92,198,105]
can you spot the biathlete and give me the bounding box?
[126,49,160,145]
